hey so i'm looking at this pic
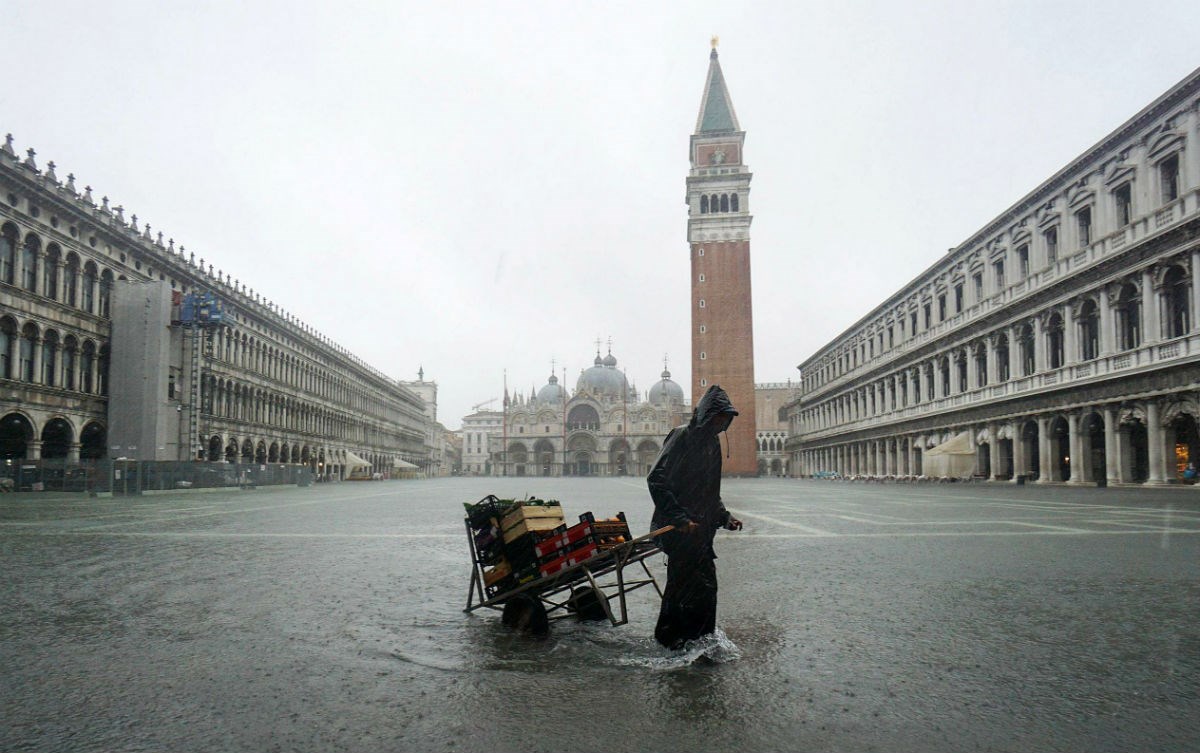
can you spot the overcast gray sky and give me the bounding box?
[3,1,1198,429]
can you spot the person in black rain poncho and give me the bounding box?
[647,384,743,649]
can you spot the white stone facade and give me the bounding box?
[0,133,430,476]
[786,68,1200,485]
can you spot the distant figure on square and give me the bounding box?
[647,384,743,649]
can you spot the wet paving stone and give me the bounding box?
[2,479,1198,752]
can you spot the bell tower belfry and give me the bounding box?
[687,40,758,476]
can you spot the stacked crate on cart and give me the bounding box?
[535,511,634,579]
[500,500,565,585]
[464,496,565,597]
[464,495,514,596]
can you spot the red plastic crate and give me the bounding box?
[538,541,599,577]
[534,519,594,559]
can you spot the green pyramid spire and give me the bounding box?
[696,47,740,134]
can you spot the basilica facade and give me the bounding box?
[786,67,1200,485]
[495,350,689,477]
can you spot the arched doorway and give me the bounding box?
[533,439,555,476]
[609,440,630,476]
[79,422,106,460]
[1167,411,1200,481]
[241,439,253,462]
[255,441,267,464]
[1049,416,1070,481]
[40,417,73,459]
[977,440,991,478]
[0,413,33,459]
[269,442,280,463]
[1021,421,1040,480]
[573,452,593,476]
[1081,412,1105,482]
[508,442,528,477]
[636,440,660,476]
[225,439,239,463]
[1119,411,1149,483]
[208,435,223,462]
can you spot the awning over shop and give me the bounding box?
[344,451,371,472]
[393,458,418,470]
[923,432,975,478]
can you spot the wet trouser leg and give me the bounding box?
[655,543,718,649]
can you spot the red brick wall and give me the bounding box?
[691,239,758,475]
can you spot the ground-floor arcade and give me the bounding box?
[796,387,1200,486]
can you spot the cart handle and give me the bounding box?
[648,525,674,538]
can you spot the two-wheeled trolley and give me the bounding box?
[463,495,670,627]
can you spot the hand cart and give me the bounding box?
[464,508,672,627]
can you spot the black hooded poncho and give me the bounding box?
[646,384,737,648]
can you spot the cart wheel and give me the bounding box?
[567,586,608,622]
[501,595,549,636]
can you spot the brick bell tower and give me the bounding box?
[688,40,757,476]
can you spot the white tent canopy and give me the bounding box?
[922,431,975,478]
[344,451,371,473]
[393,458,418,470]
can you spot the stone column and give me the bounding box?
[988,423,1001,480]
[966,349,978,390]
[1147,400,1166,485]
[906,438,915,476]
[1006,326,1019,380]
[54,260,66,302]
[1067,413,1083,483]
[916,366,926,404]
[1010,420,1025,481]
[1099,285,1113,356]
[1142,267,1159,345]
[68,442,81,463]
[1037,416,1052,483]
[1033,316,1045,372]
[1064,302,1078,365]
[1191,249,1200,335]
[1103,405,1119,485]
[27,440,41,460]
[31,337,43,385]
[986,337,998,384]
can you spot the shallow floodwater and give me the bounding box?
[2,478,1198,752]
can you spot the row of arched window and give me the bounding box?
[201,376,410,446]
[758,435,786,452]
[699,193,739,214]
[1,223,117,317]
[3,222,420,425]
[0,316,108,394]
[807,144,1187,392]
[804,260,1193,431]
[208,327,420,423]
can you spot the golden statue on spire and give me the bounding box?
[711,35,719,49]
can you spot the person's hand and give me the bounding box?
[725,517,743,531]
[681,520,700,535]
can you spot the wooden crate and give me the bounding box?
[501,504,565,543]
[483,558,511,587]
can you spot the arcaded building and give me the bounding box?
[787,67,1200,485]
[0,134,429,477]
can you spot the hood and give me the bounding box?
[689,384,738,432]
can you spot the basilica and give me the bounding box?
[491,348,690,477]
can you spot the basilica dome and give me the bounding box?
[577,351,630,399]
[649,368,685,405]
[536,373,568,405]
